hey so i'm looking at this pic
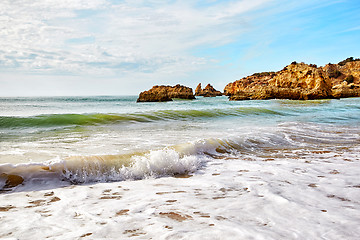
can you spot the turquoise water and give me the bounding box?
[1,96,359,131]
[0,96,359,189]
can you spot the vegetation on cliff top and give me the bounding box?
[338,57,360,66]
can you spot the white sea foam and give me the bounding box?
[127,149,203,178]
[1,141,359,239]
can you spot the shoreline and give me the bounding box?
[1,146,359,239]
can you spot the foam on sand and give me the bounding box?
[1,142,359,239]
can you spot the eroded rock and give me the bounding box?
[137,84,195,102]
[0,173,24,189]
[195,83,222,97]
[224,59,360,100]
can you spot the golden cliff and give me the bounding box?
[224,58,360,100]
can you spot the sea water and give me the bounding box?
[0,96,359,239]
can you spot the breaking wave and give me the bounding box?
[1,122,358,192]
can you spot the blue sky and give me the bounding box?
[0,0,359,96]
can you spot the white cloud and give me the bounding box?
[0,0,271,78]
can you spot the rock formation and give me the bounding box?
[224,58,360,100]
[137,84,195,102]
[195,84,202,96]
[0,173,24,189]
[195,83,222,97]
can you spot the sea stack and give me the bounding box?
[195,83,222,97]
[224,58,360,100]
[137,84,195,102]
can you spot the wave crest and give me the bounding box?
[0,107,288,129]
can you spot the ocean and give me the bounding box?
[1,96,360,239]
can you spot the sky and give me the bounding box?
[0,0,359,96]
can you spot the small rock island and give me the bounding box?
[137,84,195,102]
[195,83,222,97]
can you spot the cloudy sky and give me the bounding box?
[1,0,359,96]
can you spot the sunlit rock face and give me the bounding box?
[224,58,360,101]
[137,84,195,102]
[195,83,222,97]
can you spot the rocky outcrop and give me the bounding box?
[224,59,360,100]
[137,84,195,102]
[195,83,222,97]
[0,173,24,189]
[324,59,360,98]
[195,84,202,96]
